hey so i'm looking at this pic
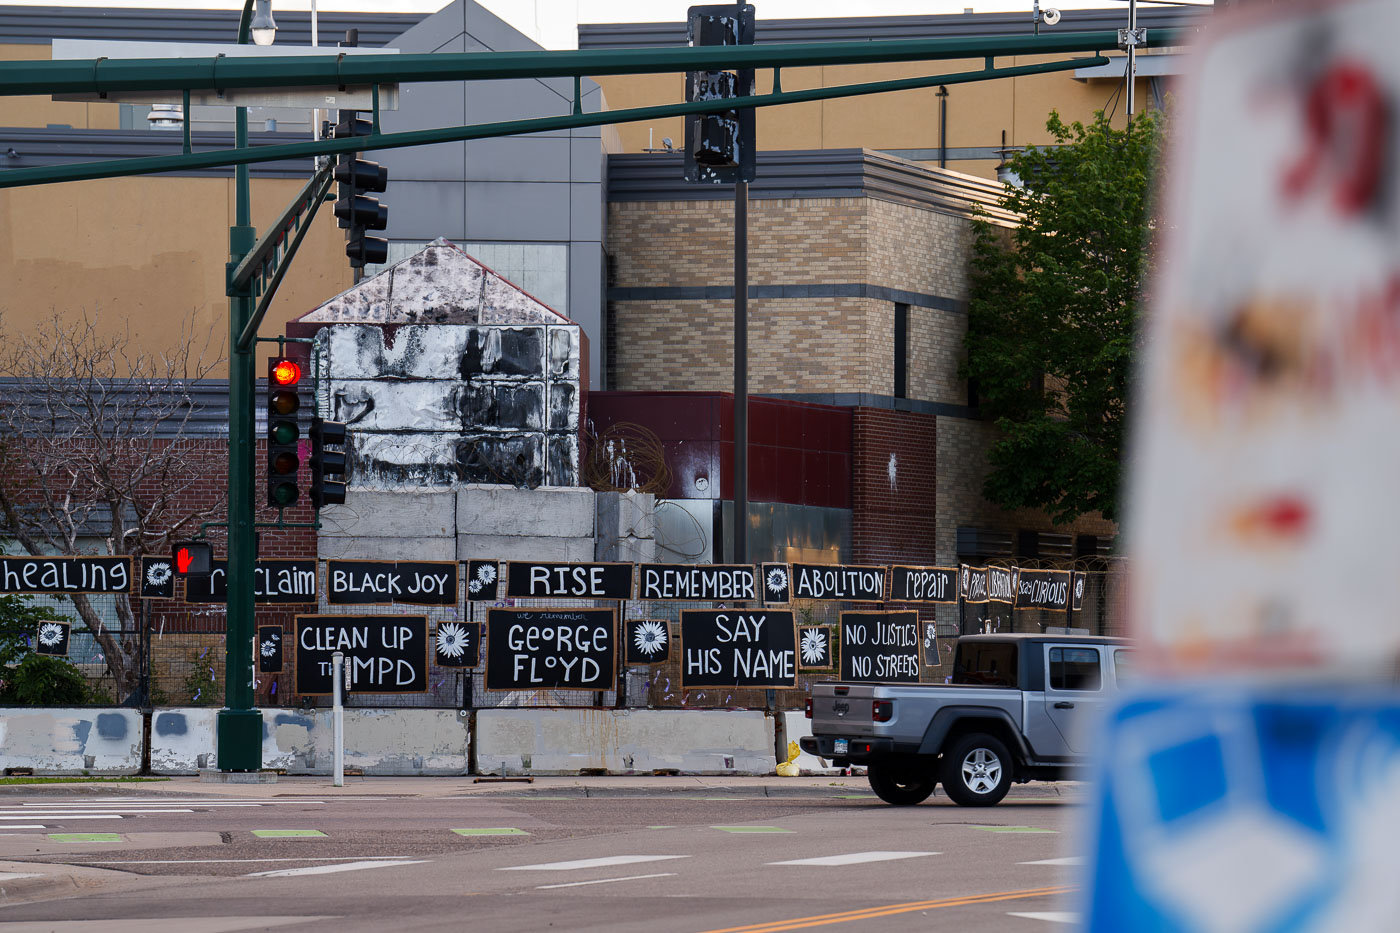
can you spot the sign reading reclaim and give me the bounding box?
[840,611,920,683]
[791,563,885,601]
[295,615,428,694]
[637,564,757,601]
[680,610,797,688]
[504,562,634,600]
[485,608,616,690]
[888,566,957,603]
[0,556,131,594]
[326,560,457,606]
[186,560,317,603]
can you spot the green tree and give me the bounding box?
[963,109,1163,525]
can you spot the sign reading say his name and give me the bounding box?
[185,560,317,603]
[840,611,920,683]
[504,562,634,600]
[888,566,957,604]
[680,610,797,688]
[326,560,457,606]
[295,615,428,695]
[1015,569,1072,611]
[637,564,757,601]
[485,608,616,691]
[790,564,885,601]
[0,556,131,594]
[960,565,989,603]
[988,566,1018,604]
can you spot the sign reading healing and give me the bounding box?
[326,560,457,606]
[680,610,797,688]
[791,564,885,601]
[186,560,317,604]
[295,615,428,694]
[504,562,634,600]
[637,564,757,601]
[485,608,616,690]
[840,611,920,683]
[0,556,131,594]
[888,566,957,604]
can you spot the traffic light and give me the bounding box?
[684,4,756,184]
[309,417,349,509]
[172,541,213,577]
[333,110,389,268]
[267,357,302,508]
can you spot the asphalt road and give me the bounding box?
[0,779,1085,933]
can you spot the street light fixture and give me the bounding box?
[251,0,277,46]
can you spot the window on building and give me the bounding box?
[894,302,908,399]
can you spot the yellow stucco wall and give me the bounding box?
[0,43,121,129]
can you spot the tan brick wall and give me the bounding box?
[866,198,973,300]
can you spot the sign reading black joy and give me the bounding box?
[326,560,457,606]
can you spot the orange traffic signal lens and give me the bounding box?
[270,359,301,386]
[270,390,299,416]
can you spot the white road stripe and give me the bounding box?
[0,814,124,820]
[1008,912,1079,924]
[0,872,41,881]
[14,803,259,809]
[0,824,45,830]
[72,857,414,865]
[247,859,429,878]
[499,855,690,872]
[1019,856,1083,866]
[0,809,194,815]
[536,872,677,890]
[769,851,939,867]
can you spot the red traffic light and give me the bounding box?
[270,358,301,387]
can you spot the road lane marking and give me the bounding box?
[712,826,794,833]
[1008,911,1079,924]
[1019,857,1083,866]
[69,857,415,865]
[536,872,677,890]
[0,814,125,820]
[0,810,192,815]
[452,828,530,836]
[972,826,1057,833]
[47,833,123,843]
[769,851,939,866]
[499,855,690,872]
[246,859,429,878]
[0,824,45,830]
[0,872,41,881]
[689,885,1074,933]
[251,830,327,838]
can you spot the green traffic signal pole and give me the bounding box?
[217,0,263,772]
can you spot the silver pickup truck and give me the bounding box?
[800,633,1130,806]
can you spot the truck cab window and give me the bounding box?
[952,642,1018,686]
[1049,647,1101,691]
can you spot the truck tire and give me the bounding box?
[941,733,1013,807]
[867,760,937,806]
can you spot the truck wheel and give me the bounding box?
[941,733,1013,807]
[867,760,936,806]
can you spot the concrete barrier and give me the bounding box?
[782,710,843,776]
[475,708,775,775]
[0,708,142,775]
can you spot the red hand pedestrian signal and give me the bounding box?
[171,541,212,576]
[176,547,193,574]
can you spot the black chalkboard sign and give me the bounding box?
[960,565,989,604]
[760,563,791,603]
[840,611,920,683]
[504,562,634,600]
[295,615,428,695]
[141,557,175,599]
[186,560,318,604]
[435,620,481,668]
[797,625,832,670]
[888,566,957,604]
[1015,569,1071,611]
[326,560,457,606]
[625,619,671,665]
[466,560,500,601]
[679,610,797,688]
[485,608,616,690]
[920,620,940,667]
[790,564,885,601]
[1071,572,1086,612]
[257,625,283,673]
[34,620,70,657]
[637,564,757,601]
[988,566,1017,605]
[0,556,132,595]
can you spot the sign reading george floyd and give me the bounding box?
[1015,569,1072,611]
[504,562,634,600]
[485,608,616,691]
[791,563,885,601]
[637,564,757,601]
[888,566,957,604]
[295,615,428,695]
[680,610,798,688]
[326,560,457,606]
[0,556,131,594]
[840,611,920,683]
[186,560,317,604]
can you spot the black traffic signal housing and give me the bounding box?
[309,417,349,509]
[267,357,302,508]
[684,4,755,184]
[333,109,389,268]
[172,541,213,577]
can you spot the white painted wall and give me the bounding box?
[0,708,142,775]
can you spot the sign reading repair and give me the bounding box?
[680,610,798,688]
[294,615,428,695]
[504,562,634,600]
[888,566,957,603]
[326,560,457,606]
[485,608,616,691]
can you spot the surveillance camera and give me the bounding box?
[1042,7,1060,25]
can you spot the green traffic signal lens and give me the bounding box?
[271,481,298,507]
[271,451,299,475]
[270,421,299,445]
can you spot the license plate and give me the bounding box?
[834,739,849,755]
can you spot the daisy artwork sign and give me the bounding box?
[797,625,832,670]
[294,615,429,694]
[326,560,457,606]
[0,556,132,594]
[887,566,957,604]
[257,625,283,673]
[434,621,480,668]
[637,564,758,601]
[141,557,175,599]
[34,620,70,656]
[840,611,920,683]
[625,619,671,664]
[760,563,790,603]
[465,560,500,601]
[485,608,616,690]
[679,610,798,688]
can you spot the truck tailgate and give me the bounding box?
[810,683,881,736]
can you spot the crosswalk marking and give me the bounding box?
[247,859,429,878]
[1007,911,1079,924]
[536,872,677,890]
[0,809,194,816]
[1019,856,1083,866]
[0,824,46,830]
[251,830,326,838]
[3,814,123,821]
[0,872,41,881]
[769,851,940,867]
[70,857,416,865]
[499,855,690,872]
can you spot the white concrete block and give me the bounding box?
[149,707,218,774]
[457,534,595,562]
[0,709,142,775]
[263,709,467,775]
[318,535,457,562]
[783,711,843,776]
[475,708,775,775]
[457,484,594,538]
[331,380,462,432]
[319,490,457,539]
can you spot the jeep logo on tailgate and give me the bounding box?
[833,700,850,716]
